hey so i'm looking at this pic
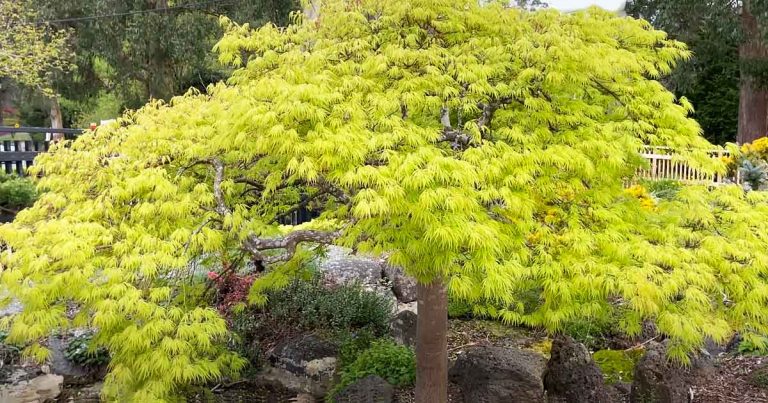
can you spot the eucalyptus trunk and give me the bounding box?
[738,0,768,144]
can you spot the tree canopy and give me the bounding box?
[0,0,72,95]
[3,1,768,401]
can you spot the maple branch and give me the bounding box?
[212,158,231,216]
[242,229,342,264]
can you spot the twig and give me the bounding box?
[448,342,478,352]
[624,335,660,351]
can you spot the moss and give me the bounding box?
[593,349,643,384]
[529,339,552,358]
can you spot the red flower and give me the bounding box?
[207,271,220,280]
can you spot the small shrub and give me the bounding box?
[448,297,473,319]
[0,330,20,365]
[64,334,110,368]
[749,365,768,389]
[562,314,616,351]
[738,334,768,355]
[229,276,394,370]
[265,277,393,335]
[337,329,378,371]
[0,174,36,211]
[593,349,643,384]
[329,339,415,399]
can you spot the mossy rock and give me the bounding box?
[593,349,643,384]
[528,339,552,359]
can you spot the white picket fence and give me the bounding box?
[637,146,740,185]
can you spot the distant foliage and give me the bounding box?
[0,0,73,94]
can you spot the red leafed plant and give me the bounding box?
[208,269,254,316]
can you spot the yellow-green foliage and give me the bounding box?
[0,0,762,400]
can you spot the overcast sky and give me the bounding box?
[546,0,626,12]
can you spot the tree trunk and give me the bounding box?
[738,0,768,144]
[415,280,448,403]
[49,96,64,141]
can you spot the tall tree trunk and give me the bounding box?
[49,96,64,141]
[738,0,768,144]
[415,280,448,403]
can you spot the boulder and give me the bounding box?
[271,334,339,382]
[544,335,617,403]
[317,246,384,287]
[383,265,417,303]
[48,336,106,386]
[449,346,547,403]
[334,375,394,403]
[390,310,417,348]
[0,364,63,402]
[630,341,711,403]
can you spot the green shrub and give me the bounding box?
[562,314,616,351]
[0,174,36,211]
[337,329,378,371]
[230,276,394,370]
[749,365,768,388]
[0,330,20,365]
[64,334,110,368]
[738,335,768,355]
[448,297,473,319]
[264,277,393,335]
[329,339,415,399]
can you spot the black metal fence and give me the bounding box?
[0,127,84,175]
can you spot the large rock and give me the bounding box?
[383,265,417,303]
[271,335,339,380]
[390,310,417,348]
[0,370,63,403]
[449,346,547,403]
[544,335,617,403]
[317,246,384,287]
[334,375,394,403]
[630,341,711,403]
[48,336,106,386]
[266,334,339,397]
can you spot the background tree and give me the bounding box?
[3,1,768,402]
[23,0,297,128]
[0,0,72,125]
[626,0,768,144]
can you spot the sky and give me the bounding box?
[546,0,627,12]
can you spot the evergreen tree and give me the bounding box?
[2,2,768,402]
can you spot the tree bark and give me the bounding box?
[49,96,64,141]
[415,280,448,403]
[738,0,768,144]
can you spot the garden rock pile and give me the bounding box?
[316,246,418,312]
